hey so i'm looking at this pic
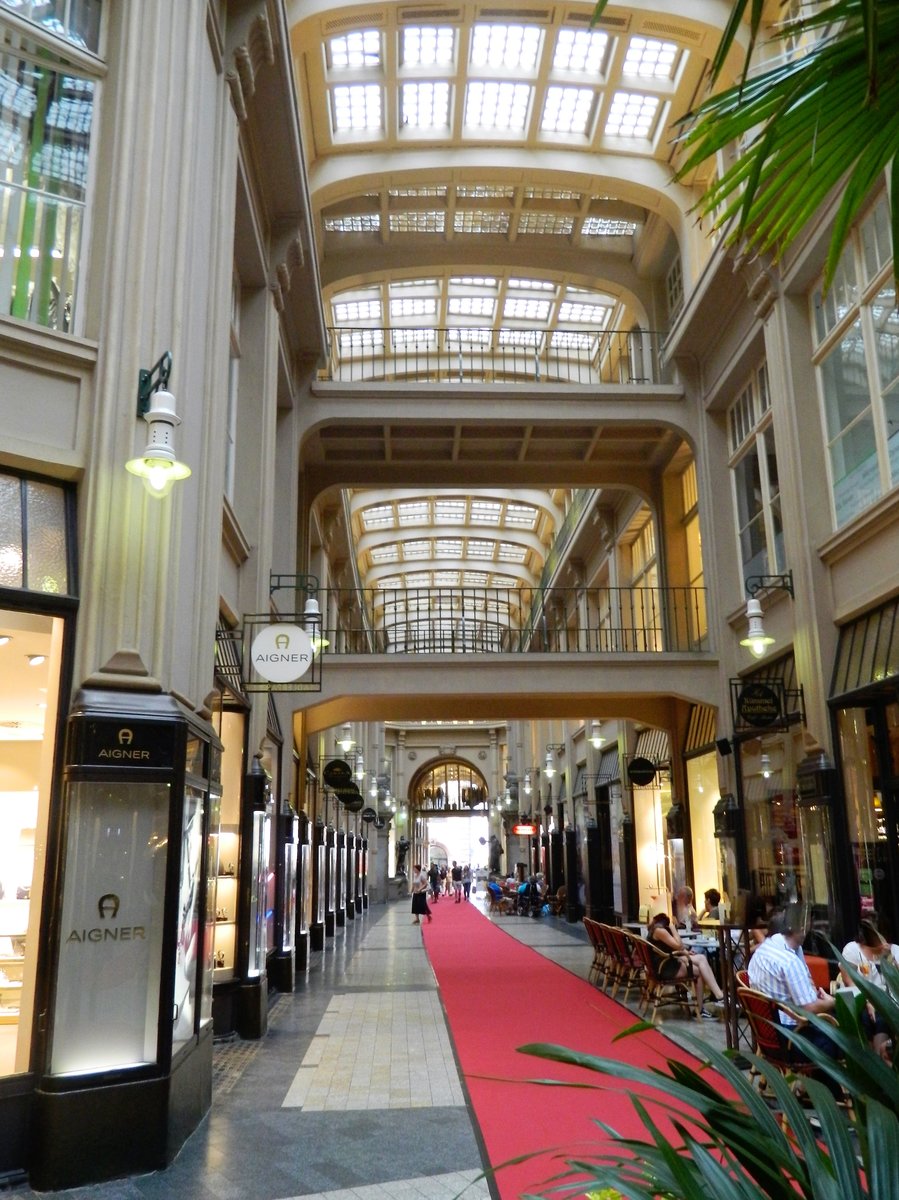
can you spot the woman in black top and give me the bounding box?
[648,912,724,1018]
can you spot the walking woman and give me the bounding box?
[411,863,432,925]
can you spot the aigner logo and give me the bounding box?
[97,725,150,761]
[65,892,146,946]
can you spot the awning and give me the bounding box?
[831,596,899,700]
[572,765,587,798]
[596,746,620,784]
[684,703,717,755]
[634,727,670,764]
[743,652,802,718]
[215,618,248,705]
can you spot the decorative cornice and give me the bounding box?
[270,228,305,313]
[226,12,275,123]
[83,649,162,692]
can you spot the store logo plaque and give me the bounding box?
[83,720,176,768]
[250,623,313,683]
[736,683,781,728]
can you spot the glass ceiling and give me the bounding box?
[293,2,713,630]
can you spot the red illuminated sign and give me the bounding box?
[512,823,538,835]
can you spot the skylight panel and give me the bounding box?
[471,500,502,522]
[453,210,510,234]
[504,296,552,320]
[582,216,637,236]
[388,186,447,197]
[505,503,538,527]
[450,275,498,287]
[470,24,541,72]
[390,277,439,290]
[324,215,380,233]
[333,298,382,321]
[338,329,385,350]
[435,499,466,522]
[392,328,436,347]
[524,187,580,201]
[402,26,456,67]
[604,91,660,138]
[551,330,597,349]
[401,81,451,130]
[398,500,430,523]
[541,86,595,135]
[463,572,489,586]
[553,28,609,73]
[498,543,527,562]
[508,277,555,291]
[434,571,461,586]
[390,296,437,318]
[328,30,382,70]
[491,575,519,589]
[389,211,446,233]
[468,539,496,557]
[404,573,431,587]
[332,84,383,132]
[558,300,609,324]
[446,327,491,344]
[370,545,400,562]
[435,538,464,556]
[456,185,514,199]
[361,505,395,529]
[498,328,543,346]
[464,81,531,132]
[623,37,679,80]
[448,295,495,317]
[517,212,575,235]
[402,540,431,559]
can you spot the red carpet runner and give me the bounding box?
[422,901,706,1199]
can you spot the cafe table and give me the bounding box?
[696,918,753,1051]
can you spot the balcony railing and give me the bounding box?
[320,327,671,386]
[313,586,708,656]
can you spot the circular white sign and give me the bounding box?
[250,624,313,683]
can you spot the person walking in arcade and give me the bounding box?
[411,863,432,925]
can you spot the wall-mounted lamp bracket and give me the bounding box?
[137,351,173,417]
[745,570,794,599]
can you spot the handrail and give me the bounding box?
[309,585,709,655]
[320,327,671,386]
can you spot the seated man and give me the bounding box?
[747,908,838,1065]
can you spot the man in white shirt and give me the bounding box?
[748,909,839,1064]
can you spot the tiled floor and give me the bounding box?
[7,897,727,1199]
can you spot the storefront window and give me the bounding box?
[0,607,63,1077]
[838,706,887,922]
[0,28,98,333]
[686,752,722,901]
[741,732,805,913]
[633,779,668,915]
[0,1,102,52]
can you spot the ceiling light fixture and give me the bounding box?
[589,720,604,748]
[27,654,46,666]
[739,572,794,658]
[337,724,355,753]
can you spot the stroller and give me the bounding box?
[516,878,545,918]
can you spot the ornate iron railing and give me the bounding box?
[320,327,671,386]
[312,586,708,656]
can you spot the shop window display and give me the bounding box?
[0,608,63,1076]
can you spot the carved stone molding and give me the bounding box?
[226,12,275,123]
[83,649,162,692]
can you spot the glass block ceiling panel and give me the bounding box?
[453,210,511,234]
[553,28,609,73]
[469,24,542,72]
[401,26,456,67]
[604,91,660,138]
[517,212,574,235]
[582,216,637,236]
[401,81,451,130]
[389,211,445,233]
[541,86,595,135]
[464,81,531,132]
[328,30,382,70]
[623,37,679,80]
[435,499,466,522]
[332,83,382,132]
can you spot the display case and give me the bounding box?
[0,939,24,1025]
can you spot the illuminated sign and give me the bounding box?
[512,823,538,835]
[250,624,313,683]
[82,720,176,768]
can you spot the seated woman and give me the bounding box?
[648,912,725,1019]
[840,915,899,1062]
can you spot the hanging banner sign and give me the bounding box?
[736,682,781,728]
[250,624,313,683]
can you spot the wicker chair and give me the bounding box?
[736,985,824,1101]
[627,932,697,1022]
[604,924,644,1001]
[583,917,608,987]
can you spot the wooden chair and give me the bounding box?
[605,924,644,1001]
[548,885,567,916]
[804,954,831,992]
[627,933,696,1022]
[736,985,820,1097]
[583,917,608,987]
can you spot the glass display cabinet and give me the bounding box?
[33,690,220,1191]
